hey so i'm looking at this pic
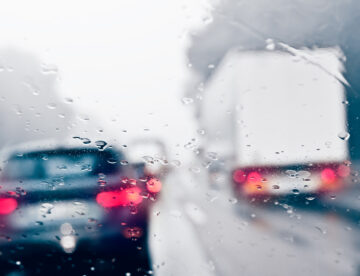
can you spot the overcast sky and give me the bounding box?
[0,0,213,161]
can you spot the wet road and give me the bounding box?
[149,165,360,276]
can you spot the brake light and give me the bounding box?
[241,171,265,195]
[96,187,143,208]
[146,178,162,193]
[247,172,262,183]
[125,187,143,205]
[0,198,17,215]
[233,170,246,183]
[321,168,336,184]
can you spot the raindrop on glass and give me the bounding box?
[95,140,107,150]
[120,160,129,166]
[338,131,350,141]
[182,97,194,105]
[47,103,57,110]
[265,38,275,51]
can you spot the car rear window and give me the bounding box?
[2,148,121,180]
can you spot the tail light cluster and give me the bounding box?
[233,169,266,195]
[321,164,350,182]
[96,177,162,208]
[96,187,143,208]
[232,163,351,195]
[319,164,350,191]
[233,170,263,184]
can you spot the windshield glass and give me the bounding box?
[0,1,359,275]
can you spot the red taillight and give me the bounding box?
[247,171,262,183]
[233,170,263,184]
[233,170,246,183]
[96,187,143,208]
[0,198,17,215]
[321,168,336,184]
[146,178,162,193]
[125,187,143,205]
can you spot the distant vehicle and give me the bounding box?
[200,48,350,198]
[0,142,162,259]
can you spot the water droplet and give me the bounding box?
[82,138,91,144]
[13,105,23,116]
[206,152,218,160]
[228,198,238,204]
[285,170,297,178]
[47,103,57,109]
[182,97,194,105]
[272,185,280,189]
[292,189,300,195]
[79,115,90,121]
[98,179,106,187]
[142,156,154,164]
[120,160,129,166]
[298,170,311,178]
[95,140,107,150]
[171,160,181,167]
[265,38,275,50]
[197,129,206,135]
[64,97,74,104]
[306,196,316,201]
[41,63,58,74]
[315,226,327,235]
[107,158,117,164]
[190,167,200,173]
[40,203,54,214]
[202,16,213,25]
[338,131,350,141]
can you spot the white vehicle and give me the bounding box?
[201,47,350,196]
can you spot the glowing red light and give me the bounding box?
[96,187,143,208]
[321,168,336,184]
[124,187,143,205]
[146,178,162,193]
[247,172,262,183]
[0,198,17,215]
[233,170,246,183]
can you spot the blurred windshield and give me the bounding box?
[0,1,359,276]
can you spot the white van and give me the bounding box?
[201,48,350,196]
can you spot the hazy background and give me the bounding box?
[0,0,213,162]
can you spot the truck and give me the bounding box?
[200,47,350,197]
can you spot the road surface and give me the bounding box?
[149,164,360,276]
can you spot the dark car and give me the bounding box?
[0,144,161,275]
